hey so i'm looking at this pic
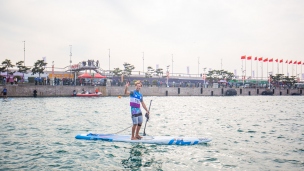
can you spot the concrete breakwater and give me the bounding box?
[0,85,302,97]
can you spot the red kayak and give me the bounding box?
[74,92,102,97]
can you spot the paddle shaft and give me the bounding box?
[143,100,152,136]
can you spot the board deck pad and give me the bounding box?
[75,133,211,145]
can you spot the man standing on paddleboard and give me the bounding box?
[125,80,150,140]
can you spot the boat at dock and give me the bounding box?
[75,92,102,97]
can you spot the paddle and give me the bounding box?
[143,100,152,136]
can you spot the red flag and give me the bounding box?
[254,57,257,60]
[258,57,263,61]
[269,58,273,62]
[294,61,297,64]
[285,60,288,63]
[275,59,278,62]
[289,60,292,64]
[263,58,268,62]
[241,55,246,59]
[279,59,283,63]
[247,56,252,60]
[298,61,302,65]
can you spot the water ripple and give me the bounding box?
[0,96,303,170]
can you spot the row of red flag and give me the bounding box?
[241,55,303,65]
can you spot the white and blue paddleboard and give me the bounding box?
[75,133,211,145]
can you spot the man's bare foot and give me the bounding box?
[136,135,142,139]
[131,137,139,140]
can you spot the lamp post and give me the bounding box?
[69,45,72,84]
[172,54,174,76]
[242,69,246,87]
[22,40,25,83]
[198,57,200,77]
[166,65,170,87]
[22,41,25,66]
[108,49,110,75]
[268,72,272,89]
[52,61,54,86]
[203,67,206,88]
[142,52,144,75]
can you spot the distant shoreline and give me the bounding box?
[0,85,302,97]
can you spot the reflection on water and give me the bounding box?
[121,144,157,170]
[0,96,303,170]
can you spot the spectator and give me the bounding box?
[14,77,18,84]
[2,87,7,99]
[35,77,38,85]
[33,89,37,97]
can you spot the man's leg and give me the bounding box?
[135,115,143,139]
[131,116,139,140]
[135,124,142,139]
[131,124,137,140]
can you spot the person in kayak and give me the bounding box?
[125,80,150,140]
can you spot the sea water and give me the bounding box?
[0,96,303,170]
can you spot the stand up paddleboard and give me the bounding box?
[75,133,211,145]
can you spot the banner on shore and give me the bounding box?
[49,73,73,79]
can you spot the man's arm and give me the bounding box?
[124,82,130,95]
[141,101,150,114]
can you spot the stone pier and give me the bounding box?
[0,85,302,97]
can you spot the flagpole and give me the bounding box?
[282,60,283,75]
[292,63,294,77]
[296,62,297,78]
[272,59,274,75]
[242,59,243,80]
[251,58,252,78]
[287,61,288,76]
[267,60,268,80]
[256,58,258,86]
[256,58,258,80]
[277,60,279,75]
[301,62,304,80]
[245,58,247,79]
[261,60,263,81]
[300,62,304,80]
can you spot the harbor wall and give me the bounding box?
[0,85,302,97]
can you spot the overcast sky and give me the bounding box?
[0,0,303,77]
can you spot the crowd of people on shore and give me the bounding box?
[110,79,207,88]
[1,77,19,85]
[81,60,99,67]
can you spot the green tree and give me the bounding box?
[112,67,122,77]
[155,68,163,77]
[31,60,47,77]
[123,63,135,77]
[145,66,154,78]
[270,74,284,86]
[206,69,235,83]
[16,61,31,74]
[0,59,15,78]
[282,76,297,86]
